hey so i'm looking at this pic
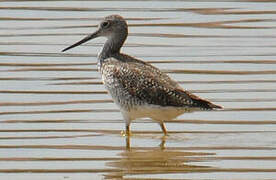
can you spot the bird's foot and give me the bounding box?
[120,130,132,137]
[162,133,169,139]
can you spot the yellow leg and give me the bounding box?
[126,124,131,136]
[121,112,132,136]
[159,136,167,150]
[121,124,132,136]
[126,135,130,150]
[159,122,168,136]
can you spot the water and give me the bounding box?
[0,0,276,179]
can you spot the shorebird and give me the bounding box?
[62,15,222,136]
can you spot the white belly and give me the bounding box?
[127,105,197,121]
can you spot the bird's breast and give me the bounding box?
[99,63,144,110]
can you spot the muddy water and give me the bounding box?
[0,1,276,179]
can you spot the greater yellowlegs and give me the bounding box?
[62,15,222,136]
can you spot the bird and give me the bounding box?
[62,15,222,136]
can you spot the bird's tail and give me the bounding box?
[206,101,223,109]
[189,93,223,110]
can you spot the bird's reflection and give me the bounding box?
[105,135,214,179]
[126,134,167,150]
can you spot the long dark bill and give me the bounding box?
[62,31,99,52]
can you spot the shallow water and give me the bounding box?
[0,0,276,179]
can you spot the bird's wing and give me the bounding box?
[102,57,221,109]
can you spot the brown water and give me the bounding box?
[0,1,276,179]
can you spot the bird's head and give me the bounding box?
[62,15,128,52]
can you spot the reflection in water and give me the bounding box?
[105,136,214,179]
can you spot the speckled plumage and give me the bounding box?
[100,54,218,110]
[62,14,222,135]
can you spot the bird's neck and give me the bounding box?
[98,35,126,61]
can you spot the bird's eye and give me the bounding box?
[101,21,110,28]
